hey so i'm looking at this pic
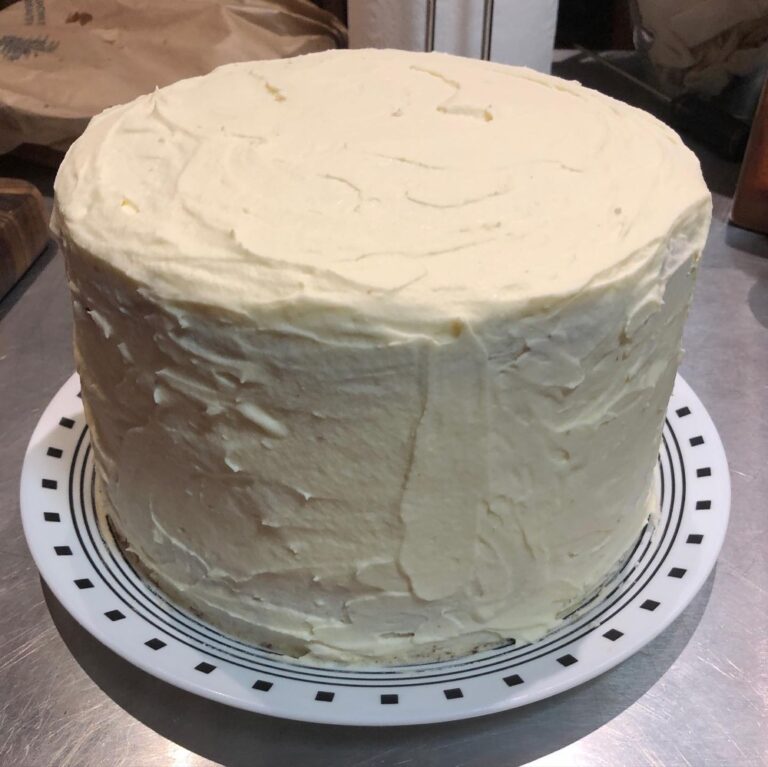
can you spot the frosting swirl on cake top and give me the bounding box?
[54,49,707,338]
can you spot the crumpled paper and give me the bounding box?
[0,0,347,154]
[635,0,768,95]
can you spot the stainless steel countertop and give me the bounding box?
[1,58,766,767]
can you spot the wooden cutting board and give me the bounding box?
[0,178,49,301]
[731,75,768,234]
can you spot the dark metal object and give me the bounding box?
[481,0,494,61]
[424,0,436,52]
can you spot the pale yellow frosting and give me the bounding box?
[54,49,706,338]
[53,49,711,664]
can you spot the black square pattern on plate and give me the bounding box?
[42,479,58,490]
[380,694,399,705]
[557,654,578,667]
[504,674,524,687]
[603,628,624,641]
[689,436,705,447]
[640,599,660,611]
[697,467,712,477]
[44,512,60,522]
[668,567,687,578]
[687,534,704,544]
[59,417,75,428]
[47,447,63,458]
[74,578,94,589]
[195,662,216,674]
[444,688,463,700]
[145,638,166,650]
[54,545,72,556]
[676,406,691,418]
[252,680,273,692]
[696,500,711,510]
[105,609,126,621]
[315,691,334,702]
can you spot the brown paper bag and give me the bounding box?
[0,0,347,154]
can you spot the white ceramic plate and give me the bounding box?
[20,373,730,726]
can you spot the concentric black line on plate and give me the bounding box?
[63,409,690,688]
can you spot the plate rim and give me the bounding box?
[20,373,730,726]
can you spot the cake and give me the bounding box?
[51,49,711,664]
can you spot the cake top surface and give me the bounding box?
[53,48,708,336]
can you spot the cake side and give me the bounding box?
[58,201,708,664]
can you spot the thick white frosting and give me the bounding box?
[52,49,711,664]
